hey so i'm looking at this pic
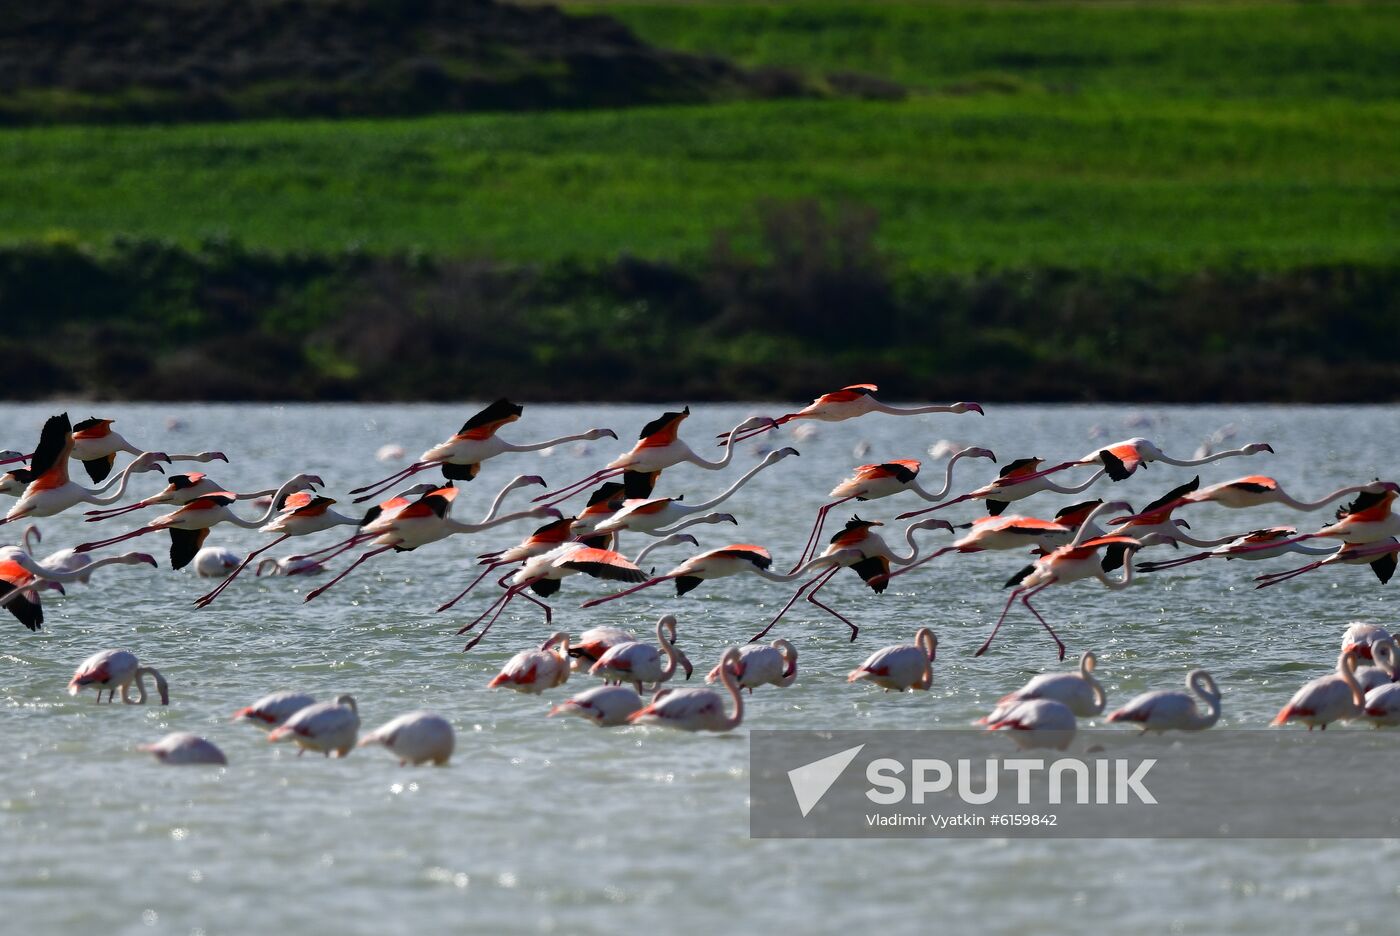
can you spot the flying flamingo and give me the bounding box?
[588,614,692,693]
[548,685,645,727]
[977,500,1139,660]
[1272,650,1365,729]
[985,699,1077,751]
[273,482,445,569]
[72,474,323,569]
[268,695,360,756]
[436,514,578,613]
[1112,477,1394,524]
[789,446,995,569]
[358,711,455,766]
[0,551,157,616]
[847,628,938,692]
[1102,478,1240,549]
[83,471,281,522]
[301,478,555,603]
[706,638,798,692]
[0,463,37,498]
[627,647,744,732]
[488,632,573,694]
[0,557,61,630]
[1002,436,1272,484]
[897,457,1108,520]
[981,651,1106,723]
[458,534,696,650]
[563,481,632,539]
[750,516,954,642]
[138,733,227,765]
[349,399,615,502]
[67,649,169,704]
[590,446,801,538]
[1136,526,1337,574]
[1253,537,1400,588]
[718,384,983,447]
[231,691,318,731]
[1106,670,1221,732]
[67,416,227,482]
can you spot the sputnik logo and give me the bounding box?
[787,744,865,817]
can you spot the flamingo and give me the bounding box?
[84,472,293,523]
[231,691,318,731]
[718,384,983,447]
[67,416,227,482]
[1362,683,1400,726]
[1272,650,1365,729]
[1355,639,1400,693]
[255,555,326,577]
[302,478,554,603]
[897,457,1107,520]
[847,627,937,692]
[985,699,1077,751]
[0,464,35,498]
[1107,670,1221,732]
[138,733,227,766]
[275,482,445,570]
[0,557,60,630]
[751,516,955,642]
[1103,478,1239,549]
[982,651,1106,722]
[0,551,157,620]
[627,647,744,732]
[72,474,323,569]
[458,534,696,650]
[789,446,996,569]
[1342,622,1394,661]
[1136,526,1336,574]
[268,695,360,756]
[1253,538,1400,589]
[349,399,615,502]
[567,625,641,669]
[588,614,692,692]
[548,685,645,727]
[977,501,1139,660]
[706,638,797,692]
[488,632,572,694]
[1113,477,1393,523]
[192,546,242,577]
[532,409,777,508]
[590,446,801,537]
[67,650,169,704]
[1003,436,1272,484]
[436,514,578,613]
[358,711,455,766]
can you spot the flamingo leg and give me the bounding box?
[303,545,392,602]
[84,500,150,521]
[1254,561,1328,588]
[880,546,958,584]
[462,583,533,651]
[348,460,436,501]
[717,418,789,448]
[897,494,972,521]
[297,532,377,565]
[1018,585,1065,660]
[194,534,289,608]
[749,569,830,642]
[1137,552,1209,572]
[455,572,519,635]
[805,568,860,641]
[792,498,855,572]
[531,468,624,507]
[976,586,1027,657]
[74,526,157,553]
[579,577,669,609]
[435,561,506,613]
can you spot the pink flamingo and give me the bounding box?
[358,711,454,766]
[985,699,1077,750]
[1002,436,1272,484]
[268,695,360,756]
[1107,670,1221,732]
[588,614,692,692]
[982,651,1106,723]
[628,647,744,732]
[848,628,937,692]
[707,638,797,692]
[489,632,572,694]
[68,649,169,704]
[1272,650,1365,729]
[719,383,982,447]
[897,456,1106,520]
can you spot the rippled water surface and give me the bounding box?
[3,402,1398,934]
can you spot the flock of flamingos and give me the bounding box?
[4,384,1399,767]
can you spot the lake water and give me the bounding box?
[2,402,1398,934]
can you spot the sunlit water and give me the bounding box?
[2,402,1398,934]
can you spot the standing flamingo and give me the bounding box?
[68,416,227,482]
[897,457,1108,520]
[1003,436,1272,484]
[267,695,360,756]
[982,651,1106,723]
[985,699,1078,751]
[358,711,455,766]
[1107,670,1221,732]
[847,628,937,692]
[978,501,1138,660]
[707,638,798,692]
[192,546,241,577]
[1271,650,1365,729]
[1342,622,1394,661]
[548,685,645,727]
[790,446,995,569]
[719,384,983,447]
[138,733,227,765]
[349,399,615,502]
[533,409,777,507]
[72,474,323,569]
[488,632,572,694]
[627,647,744,732]
[588,614,692,692]
[1361,681,1400,726]
[67,650,169,704]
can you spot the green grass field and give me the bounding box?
[2,1,1398,273]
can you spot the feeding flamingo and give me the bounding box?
[1272,650,1365,729]
[358,711,455,766]
[627,647,744,732]
[268,695,360,756]
[847,627,938,692]
[789,445,995,570]
[977,501,1139,660]
[1107,670,1221,732]
[488,632,573,694]
[897,457,1108,520]
[548,685,645,727]
[192,546,241,577]
[982,651,1106,723]
[349,399,615,502]
[706,638,798,692]
[67,649,169,704]
[588,613,692,693]
[138,733,227,766]
[1004,436,1272,484]
[985,699,1077,751]
[231,691,318,731]
[719,384,982,447]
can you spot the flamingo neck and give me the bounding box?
[687,457,770,511]
[719,657,743,729]
[86,458,151,505]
